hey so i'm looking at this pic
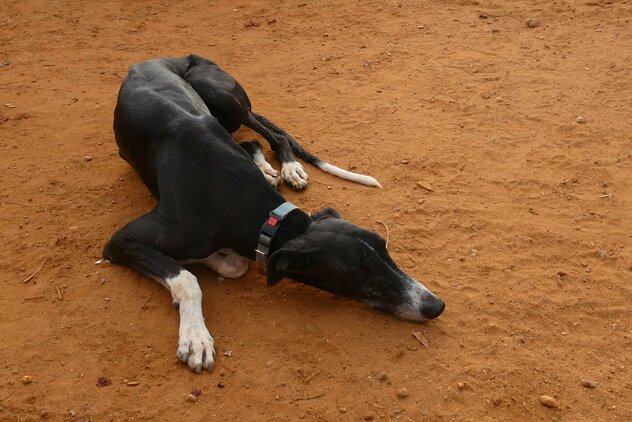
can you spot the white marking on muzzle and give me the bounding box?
[395,277,436,322]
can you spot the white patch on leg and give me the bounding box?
[253,149,280,187]
[164,270,215,372]
[281,161,309,190]
[201,248,249,278]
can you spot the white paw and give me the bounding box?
[253,149,281,187]
[281,161,309,190]
[177,319,215,372]
[260,163,280,187]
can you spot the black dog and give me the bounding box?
[104,55,444,372]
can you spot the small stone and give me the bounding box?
[539,395,560,409]
[186,394,197,403]
[397,388,409,399]
[581,379,598,389]
[125,381,139,386]
[457,382,465,389]
[417,198,425,204]
[375,371,388,381]
[576,115,587,124]
[22,375,32,385]
[219,368,226,376]
[223,350,233,357]
[83,155,93,162]
[525,18,541,28]
[40,409,48,417]
[191,388,202,397]
[67,410,77,417]
[217,381,225,388]
[339,407,347,413]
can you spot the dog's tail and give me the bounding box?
[288,139,382,188]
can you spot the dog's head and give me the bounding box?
[267,208,444,321]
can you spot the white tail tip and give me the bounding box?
[317,162,382,188]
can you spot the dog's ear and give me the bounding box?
[266,248,311,286]
[312,207,341,221]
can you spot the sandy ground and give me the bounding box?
[1,0,632,420]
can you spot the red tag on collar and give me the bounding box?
[267,216,279,227]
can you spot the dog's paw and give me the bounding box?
[177,319,215,373]
[252,147,281,187]
[260,164,281,188]
[281,161,309,190]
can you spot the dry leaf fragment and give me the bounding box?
[417,181,434,192]
[411,331,429,348]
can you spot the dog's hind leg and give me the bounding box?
[243,114,309,190]
[103,212,215,373]
[250,112,382,188]
[201,249,249,278]
[240,141,281,188]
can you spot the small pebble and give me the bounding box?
[22,375,32,385]
[375,371,388,381]
[217,381,225,388]
[223,350,233,357]
[457,381,466,389]
[186,394,197,403]
[576,115,587,124]
[339,407,347,413]
[581,379,598,389]
[40,409,48,417]
[397,388,409,399]
[67,410,77,417]
[539,395,560,409]
[83,155,93,162]
[417,198,425,204]
[525,18,540,28]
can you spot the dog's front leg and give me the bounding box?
[104,215,215,373]
[167,270,216,372]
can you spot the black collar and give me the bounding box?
[255,202,298,264]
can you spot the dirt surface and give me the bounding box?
[2,0,632,420]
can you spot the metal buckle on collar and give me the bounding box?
[255,202,298,265]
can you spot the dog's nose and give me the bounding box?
[422,296,445,320]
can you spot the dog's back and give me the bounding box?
[114,58,247,198]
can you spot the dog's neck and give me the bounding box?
[264,207,311,260]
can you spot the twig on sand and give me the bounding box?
[290,392,325,403]
[23,258,48,283]
[377,220,390,249]
[304,370,322,384]
[56,287,63,300]
[1,201,29,207]
[141,292,154,310]
[22,295,45,302]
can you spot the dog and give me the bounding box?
[103,55,445,373]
